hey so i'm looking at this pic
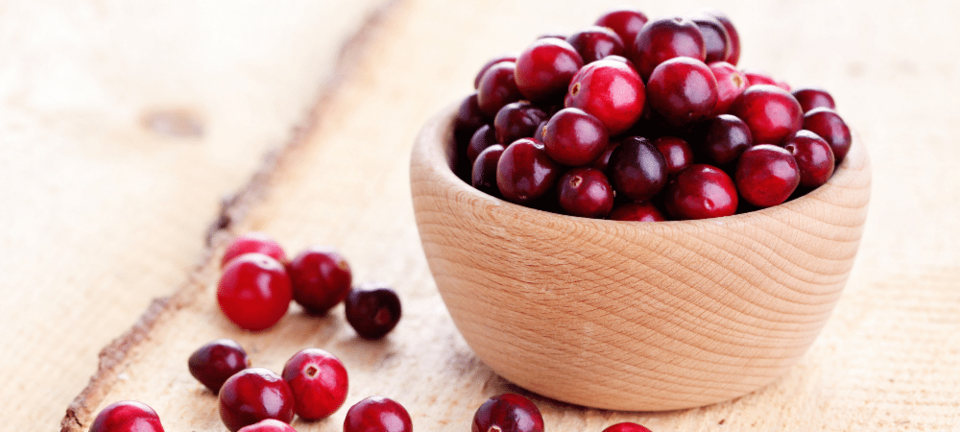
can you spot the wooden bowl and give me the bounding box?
[410,103,871,411]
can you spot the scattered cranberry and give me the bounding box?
[730,84,803,145]
[476,61,522,118]
[345,282,402,340]
[566,26,625,63]
[653,136,694,176]
[217,253,292,332]
[565,58,645,136]
[791,87,836,113]
[467,124,499,164]
[496,138,560,205]
[664,164,738,220]
[802,107,852,163]
[542,107,609,166]
[188,339,250,394]
[708,61,748,115]
[630,16,706,81]
[90,400,164,432]
[557,168,615,218]
[474,54,518,89]
[494,101,548,145]
[218,368,295,432]
[286,246,352,315]
[281,348,349,421]
[236,419,296,432]
[343,396,413,432]
[594,8,648,47]
[782,130,835,188]
[699,114,753,167]
[690,14,731,63]
[515,38,584,103]
[472,393,544,432]
[646,57,718,126]
[221,232,286,269]
[608,136,668,201]
[472,144,506,197]
[609,202,666,222]
[601,422,653,432]
[735,144,801,208]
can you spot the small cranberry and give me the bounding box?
[646,57,718,126]
[802,107,852,163]
[653,136,694,177]
[472,144,506,197]
[345,282,402,340]
[217,253,292,332]
[566,26,625,63]
[782,130,835,188]
[594,8,649,47]
[494,101,549,145]
[236,419,296,432]
[454,94,488,146]
[630,16,706,81]
[701,10,741,65]
[286,246,352,315]
[281,348,349,421]
[188,339,250,393]
[90,400,164,432]
[476,61,522,118]
[601,422,653,432]
[791,87,836,113]
[735,144,801,208]
[557,167,615,218]
[699,114,754,167]
[343,396,413,432]
[496,138,560,205]
[218,368,295,432]
[221,232,286,268]
[542,107,609,166]
[690,14,731,64]
[515,38,584,103]
[607,136,668,202]
[729,84,803,145]
[565,58,645,136]
[467,124,498,164]
[609,202,666,222]
[472,393,544,432]
[474,54,518,89]
[708,61,748,115]
[664,164,738,220]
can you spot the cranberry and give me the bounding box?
[601,422,653,432]
[237,419,296,432]
[702,10,741,65]
[607,136,668,202]
[472,393,544,432]
[566,26,625,63]
[690,14,731,64]
[343,396,412,432]
[467,124,499,164]
[730,84,803,145]
[286,246,352,315]
[515,38,584,103]
[791,87,836,113]
[472,144,506,197]
[609,202,666,222]
[653,136,694,176]
[802,107,852,163]
[496,138,560,204]
[281,348,349,421]
[476,61,522,118]
[708,61,748,115]
[594,8,648,47]
[90,401,164,432]
[557,168,615,218]
[588,141,618,171]
[646,57,718,126]
[474,54,518,89]
[454,94,488,145]
[664,164,738,220]
[782,130,835,188]
[494,101,548,145]
[735,144,801,208]
[542,107,609,166]
[699,114,754,166]
[630,16,705,81]
[565,58,645,136]
[217,253,292,332]
[345,282,402,340]
[222,232,286,268]
[742,68,777,87]
[188,339,250,393]
[218,368,295,432]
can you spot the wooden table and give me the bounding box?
[2,0,958,430]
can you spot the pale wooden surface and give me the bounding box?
[1,0,958,430]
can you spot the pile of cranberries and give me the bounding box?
[454,8,852,220]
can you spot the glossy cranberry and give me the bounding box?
[557,168,615,218]
[653,136,694,176]
[345,282,402,340]
[281,348,348,421]
[664,164,738,220]
[494,101,549,145]
[609,202,666,222]
[742,68,777,87]
[791,87,836,113]
[454,94,488,144]
[476,61,522,118]
[286,246,352,315]
[236,419,296,432]
[218,368,295,432]
[188,339,250,393]
[608,136,667,202]
[222,232,286,268]
[217,253,292,332]
[542,107,608,166]
[690,15,731,64]
[343,396,412,432]
[735,144,801,208]
[646,57,718,126]
[594,8,648,47]
[467,124,498,164]
[565,58,645,136]
[474,54,518,89]
[708,61,748,115]
[515,38,584,103]
[802,107,852,163]
[472,393,544,432]
[702,10,741,65]
[730,84,803,145]
[601,422,653,432]
[566,26,624,63]
[699,114,753,166]
[472,145,505,196]
[496,138,560,204]
[783,130,835,187]
[630,16,705,81]
[90,401,164,432]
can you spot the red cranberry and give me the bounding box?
[588,141,618,171]
[467,124,499,164]
[343,396,412,432]
[653,136,694,176]
[286,246,352,315]
[237,420,295,432]
[699,114,754,166]
[742,68,777,87]
[791,87,836,113]
[476,61,522,118]
[217,253,292,332]
[281,348,349,421]
[222,232,286,268]
[474,54,518,89]
[472,144,506,197]
[782,130,835,188]
[630,16,705,81]
[802,107,852,163]
[690,14,731,64]
[219,368,295,432]
[90,401,164,432]
[557,168,615,218]
[730,84,803,145]
[496,138,560,205]
[472,393,544,432]
[735,144,801,208]
[188,339,250,393]
[702,10,741,65]
[454,94,488,145]
[594,8,648,47]
[609,202,666,222]
[565,58,645,136]
[345,282,402,340]
[664,164,738,220]
[601,422,653,432]
[607,136,668,202]
[708,61,748,115]
[542,107,609,166]
[566,26,625,63]
[494,101,549,145]
[646,57,718,126]
[515,38,584,103]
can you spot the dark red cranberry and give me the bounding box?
[690,15,731,64]
[90,401,164,432]
[286,246,352,315]
[588,141,618,171]
[702,10,741,65]
[468,124,499,164]
[496,138,560,204]
[594,8,648,47]
[345,282,402,340]
[783,130,835,187]
[533,120,548,142]
[609,202,666,222]
[472,393,544,432]
[343,396,412,432]
[646,57,718,126]
[217,253,292,332]
[188,339,250,393]
[664,164,738,220]
[494,101,549,145]
[566,26,625,63]
[515,38,584,103]
[454,94,488,145]
[474,54,518,89]
[542,107,609,166]
[653,136,694,176]
[791,87,836,113]
[222,232,286,268]
[730,84,803,145]
[472,145,506,196]
[476,61,522,118]
[237,419,296,432]
[601,422,653,432]
[708,61,748,115]
[735,144,801,208]
[630,16,706,81]
[565,58,645,136]
[218,368,295,432]
[557,168,615,218]
[699,114,753,166]
[607,136,668,202]
[802,107,852,163]
[281,348,348,421]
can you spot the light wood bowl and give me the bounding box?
[410,103,871,411]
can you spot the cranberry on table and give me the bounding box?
[653,136,694,176]
[646,57,718,126]
[690,14,731,64]
[609,202,666,222]
[286,246,352,315]
[735,144,801,208]
[730,84,803,145]
[90,400,164,432]
[344,396,413,432]
[188,339,250,393]
[699,114,754,166]
[566,26,625,63]
[236,419,296,432]
[594,8,648,47]
[782,130,835,188]
[494,101,548,145]
[557,167,615,218]
[281,348,349,421]
[218,368,295,432]
[221,232,286,268]
[476,61,522,118]
[608,136,668,202]
[565,58,645,136]
[345,282,402,340]
[601,422,653,432]
[708,61,748,115]
[792,87,836,113]
[664,164,738,220]
[542,107,609,166]
[496,138,560,205]
[629,16,706,81]
[802,107,852,163]
[514,38,584,103]
[472,144,506,197]
[472,393,544,432]
[701,9,741,65]
[217,253,292,332]
[474,54,518,89]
